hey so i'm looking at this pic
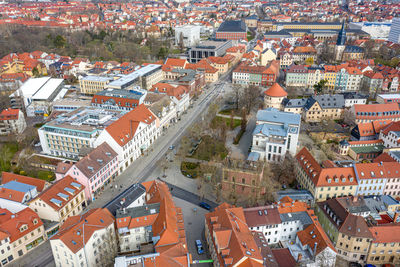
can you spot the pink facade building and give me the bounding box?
[55,142,118,201]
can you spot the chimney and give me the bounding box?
[394,212,399,223]
[297,253,302,262]
[313,242,318,260]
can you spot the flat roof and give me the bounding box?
[32,78,64,100]
[96,88,144,100]
[13,77,50,97]
[378,94,400,99]
[80,76,113,82]
[108,64,161,88]
[2,181,36,193]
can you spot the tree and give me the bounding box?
[53,35,66,48]
[241,108,247,132]
[231,84,242,110]
[178,32,185,52]
[242,85,261,114]
[305,57,314,65]
[229,110,235,130]
[313,79,328,95]
[157,47,168,59]
[270,153,296,187]
[343,109,356,127]
[32,67,40,77]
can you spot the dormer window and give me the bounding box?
[328,179,332,184]
[33,219,38,225]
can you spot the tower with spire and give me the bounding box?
[335,20,347,61]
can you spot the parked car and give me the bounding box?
[195,240,204,254]
[169,145,175,150]
[199,202,211,210]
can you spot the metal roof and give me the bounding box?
[2,181,35,193]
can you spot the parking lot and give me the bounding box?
[173,197,213,266]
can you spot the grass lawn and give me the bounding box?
[211,116,241,129]
[180,161,199,178]
[218,108,243,117]
[0,142,19,172]
[247,31,255,41]
[37,170,55,182]
[170,48,182,54]
[191,135,228,161]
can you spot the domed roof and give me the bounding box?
[264,83,287,97]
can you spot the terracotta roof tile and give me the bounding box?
[2,172,49,192]
[50,208,115,253]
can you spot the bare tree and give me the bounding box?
[231,84,242,110]
[241,85,261,114]
[343,109,356,127]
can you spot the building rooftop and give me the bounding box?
[256,107,301,126]
[50,208,115,253]
[1,172,48,192]
[74,142,118,179]
[108,64,161,89]
[80,75,113,82]
[217,20,247,33]
[34,175,84,211]
[42,107,125,133]
[104,183,146,216]
[95,88,144,100]
[1,180,36,193]
[32,78,63,100]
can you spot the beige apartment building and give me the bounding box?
[0,208,46,265]
[79,76,113,95]
[296,147,358,201]
[368,225,400,266]
[29,176,86,223]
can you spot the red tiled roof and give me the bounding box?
[0,187,26,202]
[370,224,400,243]
[0,109,19,121]
[0,207,43,243]
[264,83,287,97]
[50,208,115,253]
[205,203,263,267]
[33,175,84,211]
[2,172,48,192]
[297,222,336,255]
[105,104,156,147]
[296,147,357,187]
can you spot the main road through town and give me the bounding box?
[12,71,232,267]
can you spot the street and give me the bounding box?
[12,71,232,267]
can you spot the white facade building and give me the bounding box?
[0,109,26,135]
[389,18,400,44]
[50,208,117,267]
[174,25,201,47]
[251,108,301,162]
[94,104,159,173]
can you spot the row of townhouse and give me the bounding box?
[278,49,318,69]
[232,61,278,86]
[286,63,400,93]
[315,195,400,266]
[295,147,400,202]
[285,64,363,92]
[205,199,337,267]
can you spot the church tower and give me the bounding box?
[335,21,347,61]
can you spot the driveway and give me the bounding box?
[173,197,212,267]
